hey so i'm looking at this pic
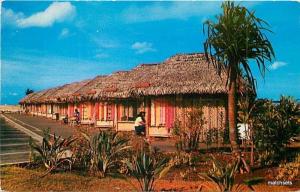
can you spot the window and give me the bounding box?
[98,103,105,120]
[82,103,90,120]
[151,98,167,127]
[98,103,114,121]
[107,104,113,120]
[118,101,138,121]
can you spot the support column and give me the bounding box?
[145,97,151,137]
[114,102,118,131]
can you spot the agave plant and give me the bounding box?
[199,156,239,192]
[199,156,261,192]
[30,131,76,176]
[82,131,131,177]
[125,149,172,191]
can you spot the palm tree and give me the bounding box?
[203,1,274,153]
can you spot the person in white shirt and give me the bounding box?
[134,112,146,136]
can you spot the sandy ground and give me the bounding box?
[1,166,297,192]
[0,105,21,112]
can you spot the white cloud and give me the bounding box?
[91,36,120,49]
[122,2,220,23]
[95,53,109,59]
[269,61,287,70]
[3,2,76,28]
[59,28,70,39]
[240,1,261,9]
[131,42,156,54]
[9,92,18,96]
[2,8,24,26]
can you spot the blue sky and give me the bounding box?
[1,1,300,104]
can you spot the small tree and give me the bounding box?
[25,88,34,95]
[252,96,300,165]
[276,96,300,140]
[173,108,207,152]
[203,1,275,153]
[237,93,256,166]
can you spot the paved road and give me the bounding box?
[4,113,74,138]
[0,113,78,165]
[0,117,31,165]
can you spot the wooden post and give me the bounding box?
[115,103,118,132]
[144,97,151,137]
[45,104,48,116]
[250,122,254,167]
[114,102,118,131]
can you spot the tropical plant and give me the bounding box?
[71,129,92,172]
[81,131,131,177]
[199,156,239,192]
[276,96,300,140]
[173,109,206,151]
[252,96,300,165]
[252,99,281,165]
[171,151,199,167]
[237,93,256,166]
[276,153,300,181]
[199,156,261,192]
[203,1,274,153]
[206,128,220,151]
[125,149,172,192]
[30,129,76,176]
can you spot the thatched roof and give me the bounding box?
[20,53,229,104]
[20,80,91,104]
[46,80,91,103]
[19,92,37,104]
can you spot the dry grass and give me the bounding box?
[0,166,134,192]
[1,166,298,192]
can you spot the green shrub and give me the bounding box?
[30,129,76,176]
[252,96,300,165]
[70,129,91,172]
[125,149,172,191]
[276,153,300,181]
[199,156,261,192]
[199,156,239,192]
[173,109,206,152]
[171,151,199,167]
[81,131,131,177]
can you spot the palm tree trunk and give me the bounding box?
[250,122,254,166]
[228,71,240,153]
